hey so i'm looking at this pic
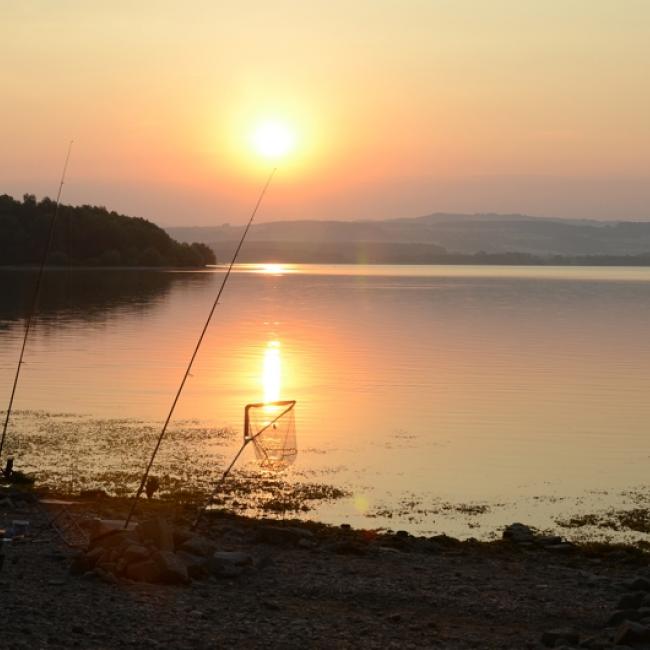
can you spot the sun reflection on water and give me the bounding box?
[263,340,281,404]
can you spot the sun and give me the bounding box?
[251,120,296,159]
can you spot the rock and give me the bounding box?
[215,525,246,546]
[608,609,643,626]
[210,551,252,573]
[121,544,150,565]
[428,534,462,548]
[47,551,68,562]
[541,628,580,647]
[137,518,174,552]
[125,559,162,583]
[545,542,575,553]
[537,535,563,546]
[323,540,368,556]
[211,562,244,579]
[385,534,413,551]
[255,526,314,546]
[297,537,317,549]
[69,546,105,575]
[254,554,274,570]
[625,577,650,592]
[418,540,443,554]
[88,529,136,552]
[517,541,535,549]
[84,546,105,565]
[115,557,129,575]
[210,551,253,578]
[153,550,189,585]
[617,592,646,610]
[579,633,611,649]
[93,567,120,585]
[96,559,118,576]
[212,551,253,565]
[615,621,650,645]
[578,571,610,588]
[261,598,281,611]
[503,523,536,544]
[176,550,209,579]
[172,527,194,550]
[180,535,216,558]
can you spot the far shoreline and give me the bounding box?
[6,260,650,270]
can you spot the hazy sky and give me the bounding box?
[2,1,649,225]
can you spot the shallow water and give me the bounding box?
[2,264,650,540]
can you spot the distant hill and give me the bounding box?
[0,194,215,267]
[168,212,650,260]
[208,240,448,264]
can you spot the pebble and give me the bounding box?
[607,609,643,626]
[540,628,580,647]
[624,577,650,592]
[615,621,650,645]
[616,592,646,610]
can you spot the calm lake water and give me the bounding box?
[2,264,650,540]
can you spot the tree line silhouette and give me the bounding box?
[0,194,216,267]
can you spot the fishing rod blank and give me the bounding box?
[125,167,277,526]
[0,141,74,464]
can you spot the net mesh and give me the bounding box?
[245,400,297,470]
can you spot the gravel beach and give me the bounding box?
[1,491,649,649]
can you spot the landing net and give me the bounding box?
[245,400,297,470]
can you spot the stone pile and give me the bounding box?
[602,575,650,648]
[539,572,650,649]
[502,522,575,552]
[70,517,253,585]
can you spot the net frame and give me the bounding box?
[244,399,297,470]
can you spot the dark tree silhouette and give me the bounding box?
[0,194,216,267]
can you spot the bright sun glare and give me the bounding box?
[251,121,295,159]
[259,263,286,275]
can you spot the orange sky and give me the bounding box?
[2,1,649,224]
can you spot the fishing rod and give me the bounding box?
[125,167,277,527]
[0,141,74,465]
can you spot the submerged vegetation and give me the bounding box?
[0,193,216,267]
[558,508,650,534]
[2,410,349,516]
